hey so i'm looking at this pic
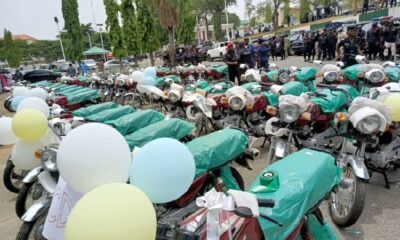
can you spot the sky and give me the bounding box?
[0,0,263,40]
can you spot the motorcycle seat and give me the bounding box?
[248,149,340,239]
[72,102,118,117]
[311,88,348,113]
[84,105,135,122]
[124,118,194,150]
[186,129,248,178]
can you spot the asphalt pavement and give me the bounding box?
[1,56,400,240]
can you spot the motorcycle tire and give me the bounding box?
[3,159,22,193]
[4,97,14,112]
[329,166,366,227]
[16,210,48,240]
[15,181,37,219]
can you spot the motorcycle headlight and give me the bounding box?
[245,74,255,81]
[280,104,300,123]
[118,81,124,86]
[365,69,385,84]
[228,95,246,111]
[41,146,58,172]
[278,72,290,83]
[53,122,65,136]
[168,90,181,102]
[356,115,381,134]
[324,71,338,82]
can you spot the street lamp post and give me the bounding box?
[54,17,66,61]
[224,0,230,41]
[87,32,93,48]
[97,24,106,61]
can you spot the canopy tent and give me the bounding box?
[83,47,110,56]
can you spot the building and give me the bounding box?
[0,34,37,44]
[195,23,235,42]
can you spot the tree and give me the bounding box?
[154,0,179,66]
[137,0,161,66]
[283,0,290,25]
[272,0,283,29]
[80,23,95,36]
[61,0,83,61]
[176,1,196,45]
[250,17,257,27]
[212,12,241,30]
[299,0,310,21]
[103,0,125,61]
[265,3,272,23]
[1,29,21,67]
[120,0,139,63]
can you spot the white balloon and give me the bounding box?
[17,97,50,118]
[11,140,44,170]
[29,88,48,101]
[57,123,131,193]
[13,87,30,97]
[0,117,19,145]
[132,71,145,84]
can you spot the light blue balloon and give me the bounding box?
[11,96,27,111]
[129,138,195,203]
[144,67,157,78]
[142,76,155,86]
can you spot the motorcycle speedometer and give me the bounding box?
[280,104,300,123]
[356,115,381,134]
[41,147,58,172]
[278,72,290,84]
[229,96,245,111]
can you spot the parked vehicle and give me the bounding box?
[207,42,230,61]
[23,70,62,82]
[82,59,97,70]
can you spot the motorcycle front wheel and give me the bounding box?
[16,180,44,219]
[16,210,47,240]
[329,165,366,227]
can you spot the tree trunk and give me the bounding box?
[204,14,210,41]
[273,8,279,29]
[149,51,155,66]
[168,26,176,66]
[352,0,357,16]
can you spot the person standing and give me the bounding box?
[244,38,255,69]
[313,32,320,60]
[98,60,105,73]
[256,39,269,70]
[79,61,89,76]
[71,61,79,75]
[367,22,380,60]
[336,25,362,68]
[66,63,76,77]
[327,29,337,60]
[362,0,369,14]
[224,43,239,84]
[279,36,285,60]
[270,37,277,61]
[303,33,312,62]
[13,69,23,82]
[284,35,290,58]
[382,22,397,61]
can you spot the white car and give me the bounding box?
[207,42,229,60]
[83,59,97,70]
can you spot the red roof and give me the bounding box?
[12,34,36,41]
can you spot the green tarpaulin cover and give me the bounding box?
[384,66,400,82]
[31,81,50,87]
[60,88,91,96]
[261,91,279,107]
[311,89,347,113]
[106,109,165,135]
[85,106,135,122]
[72,102,118,117]
[215,65,228,74]
[337,85,360,100]
[341,64,361,81]
[209,82,233,94]
[281,81,308,96]
[186,129,248,178]
[67,89,100,104]
[293,67,317,81]
[124,118,194,150]
[248,149,341,240]
[155,75,180,88]
[240,82,261,94]
[266,71,279,82]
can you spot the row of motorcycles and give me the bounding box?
[3,57,400,239]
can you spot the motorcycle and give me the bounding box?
[175,148,355,239]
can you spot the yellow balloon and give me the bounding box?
[384,93,400,121]
[12,109,48,141]
[65,183,156,240]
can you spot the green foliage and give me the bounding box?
[81,23,95,35]
[213,12,223,41]
[212,12,241,30]
[61,0,83,61]
[121,0,139,56]
[299,0,311,19]
[136,0,161,54]
[250,17,257,27]
[203,0,236,41]
[283,0,290,21]
[265,3,272,23]
[176,1,196,44]
[1,29,21,67]
[104,0,125,59]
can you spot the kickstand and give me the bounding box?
[261,137,268,148]
[368,165,390,189]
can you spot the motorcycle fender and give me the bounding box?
[38,171,57,195]
[124,92,134,97]
[22,167,42,184]
[275,140,287,158]
[21,196,51,222]
[340,154,370,180]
